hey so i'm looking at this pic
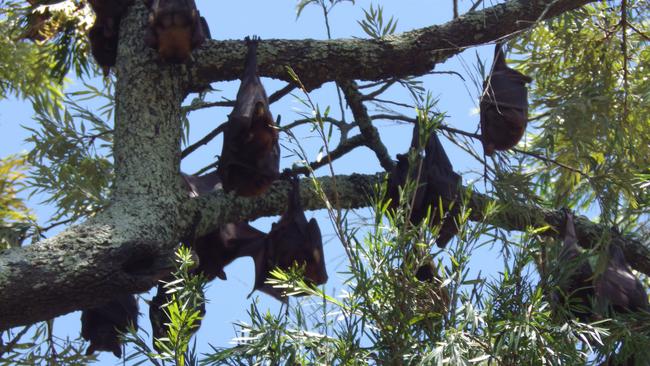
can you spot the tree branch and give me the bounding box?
[1,171,649,330]
[189,0,597,89]
[339,80,395,172]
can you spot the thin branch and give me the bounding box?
[182,84,295,113]
[39,217,76,235]
[512,147,591,178]
[360,80,396,101]
[340,80,395,172]
[469,0,485,12]
[280,116,348,132]
[268,84,298,104]
[292,134,366,176]
[181,122,227,159]
[0,325,31,356]
[371,98,415,109]
[194,161,218,176]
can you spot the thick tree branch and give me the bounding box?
[1,172,648,330]
[189,0,597,88]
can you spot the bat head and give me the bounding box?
[81,295,138,358]
[146,0,204,63]
[479,43,532,155]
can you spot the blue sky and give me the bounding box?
[0,0,511,364]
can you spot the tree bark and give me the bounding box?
[188,0,598,89]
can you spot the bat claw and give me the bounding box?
[245,35,261,45]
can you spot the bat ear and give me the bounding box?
[307,218,322,245]
[216,269,227,280]
[85,344,96,356]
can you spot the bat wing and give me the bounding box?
[595,245,649,312]
[305,218,328,285]
[249,216,326,301]
[249,236,287,301]
[482,44,531,111]
[422,133,461,247]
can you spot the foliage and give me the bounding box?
[0,155,33,249]
[125,247,206,366]
[516,0,650,226]
[0,322,90,365]
[0,0,648,365]
[25,84,114,222]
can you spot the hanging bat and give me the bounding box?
[387,124,461,248]
[88,23,118,77]
[144,0,210,63]
[81,294,138,358]
[86,0,133,76]
[479,43,532,156]
[217,36,280,197]
[148,172,266,351]
[413,260,450,314]
[554,210,595,321]
[22,0,53,42]
[251,176,327,301]
[191,222,267,281]
[21,0,77,42]
[555,211,648,320]
[148,282,206,352]
[88,0,132,37]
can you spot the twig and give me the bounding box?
[280,116,348,132]
[193,161,218,176]
[181,122,227,159]
[39,217,76,236]
[0,325,31,356]
[292,135,366,176]
[360,80,396,101]
[512,148,590,177]
[182,84,296,113]
[370,98,414,109]
[340,80,395,172]
[469,0,484,12]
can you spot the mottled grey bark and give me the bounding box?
[188,0,598,90]
[1,0,638,332]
